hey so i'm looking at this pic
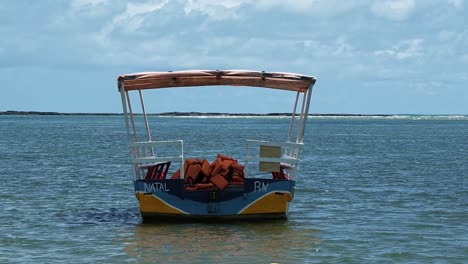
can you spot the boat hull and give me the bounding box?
[134,178,295,221]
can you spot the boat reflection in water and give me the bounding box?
[124,221,319,262]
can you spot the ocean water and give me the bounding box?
[0,115,467,263]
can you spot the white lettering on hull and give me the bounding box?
[144,182,171,192]
[254,181,269,192]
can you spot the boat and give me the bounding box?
[117,70,316,221]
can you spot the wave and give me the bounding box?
[155,114,468,120]
[2,111,466,121]
[330,115,468,121]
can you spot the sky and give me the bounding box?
[1,0,467,114]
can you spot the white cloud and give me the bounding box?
[71,0,109,9]
[255,0,317,11]
[435,30,468,60]
[371,0,415,21]
[438,30,458,42]
[462,54,468,62]
[184,0,247,19]
[69,0,111,16]
[374,39,424,60]
[254,0,360,15]
[2,0,468,114]
[332,36,355,56]
[97,0,168,45]
[448,0,464,10]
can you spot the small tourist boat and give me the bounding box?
[117,70,316,221]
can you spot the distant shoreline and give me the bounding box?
[0,110,393,117]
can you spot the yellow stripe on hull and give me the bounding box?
[135,192,188,215]
[239,192,292,215]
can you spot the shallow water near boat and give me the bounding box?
[1,115,467,263]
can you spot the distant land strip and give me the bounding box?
[0,110,392,117]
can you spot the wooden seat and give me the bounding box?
[272,164,290,180]
[144,161,171,180]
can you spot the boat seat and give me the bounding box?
[144,161,171,180]
[272,164,290,180]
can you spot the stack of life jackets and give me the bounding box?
[171,154,245,191]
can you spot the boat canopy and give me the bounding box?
[118,70,316,92]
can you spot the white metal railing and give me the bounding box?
[244,140,303,179]
[129,140,184,180]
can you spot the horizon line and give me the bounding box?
[0,110,466,116]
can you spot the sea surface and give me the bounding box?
[1,115,467,263]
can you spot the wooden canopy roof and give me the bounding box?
[118,70,316,92]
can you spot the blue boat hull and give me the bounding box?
[134,178,295,220]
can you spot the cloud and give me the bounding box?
[0,1,465,78]
[255,0,320,12]
[97,0,168,45]
[448,0,464,10]
[371,0,415,21]
[462,54,468,62]
[1,0,468,114]
[183,0,247,19]
[434,29,468,61]
[374,39,424,60]
[254,0,361,16]
[71,0,109,10]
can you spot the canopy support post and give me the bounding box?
[139,89,153,156]
[120,83,138,180]
[119,83,132,145]
[125,91,140,157]
[295,92,307,145]
[286,91,300,156]
[297,84,314,144]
